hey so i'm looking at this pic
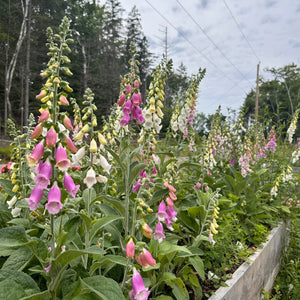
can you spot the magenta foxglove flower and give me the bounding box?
[123,100,132,115]
[133,178,141,193]
[84,168,97,188]
[138,92,142,105]
[46,181,63,214]
[136,248,156,267]
[120,114,130,126]
[55,144,70,171]
[46,127,57,148]
[27,141,44,167]
[64,172,80,198]
[194,182,201,190]
[129,268,150,300]
[31,123,43,139]
[126,238,135,258]
[118,93,126,106]
[156,201,168,222]
[169,191,177,201]
[125,83,132,94]
[132,93,140,106]
[134,80,139,88]
[63,115,73,131]
[167,206,177,222]
[34,158,52,188]
[165,217,174,231]
[38,109,50,122]
[64,136,77,153]
[45,265,51,274]
[166,196,174,208]
[167,184,176,193]
[154,222,165,243]
[26,185,44,211]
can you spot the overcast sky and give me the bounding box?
[121,0,300,115]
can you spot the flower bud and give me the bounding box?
[90,139,97,153]
[98,133,107,145]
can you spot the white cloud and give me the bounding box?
[122,0,300,115]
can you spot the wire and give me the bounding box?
[175,0,254,86]
[144,0,249,94]
[222,0,261,63]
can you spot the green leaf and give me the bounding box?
[0,226,30,248]
[129,162,148,187]
[89,255,127,275]
[189,256,205,280]
[8,218,31,228]
[20,290,51,300]
[60,215,82,245]
[100,195,125,215]
[156,296,173,300]
[188,206,206,222]
[158,241,192,256]
[170,278,189,300]
[160,158,177,175]
[150,188,170,203]
[67,276,125,300]
[49,246,106,276]
[0,270,40,299]
[2,246,33,271]
[89,216,123,242]
[0,178,14,196]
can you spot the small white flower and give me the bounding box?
[11,207,21,218]
[97,175,108,183]
[71,146,85,165]
[99,155,111,174]
[84,168,97,188]
[7,196,17,209]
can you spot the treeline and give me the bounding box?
[0,0,191,134]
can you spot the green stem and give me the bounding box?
[124,150,131,236]
[121,258,131,291]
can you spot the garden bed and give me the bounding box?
[208,221,290,300]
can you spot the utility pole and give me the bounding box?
[255,63,260,123]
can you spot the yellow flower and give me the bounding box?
[12,184,19,193]
[90,139,97,153]
[81,124,89,133]
[74,131,84,141]
[98,133,107,145]
[156,107,164,118]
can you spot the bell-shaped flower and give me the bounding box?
[126,238,135,258]
[133,178,141,193]
[63,115,73,131]
[27,141,44,167]
[118,93,126,106]
[46,181,63,214]
[36,89,47,100]
[98,133,107,145]
[156,201,168,222]
[132,93,140,106]
[134,80,139,88]
[136,248,156,267]
[46,127,57,148]
[58,95,69,106]
[169,191,177,201]
[136,112,144,125]
[38,109,50,123]
[97,174,108,183]
[11,207,21,218]
[31,123,43,139]
[55,144,70,171]
[142,223,152,239]
[26,185,44,211]
[123,100,132,115]
[84,168,97,188]
[71,146,85,165]
[34,158,52,188]
[90,139,97,153]
[167,206,177,222]
[125,83,132,94]
[129,268,150,300]
[7,196,17,209]
[120,114,130,126]
[166,196,174,208]
[64,136,77,153]
[99,155,111,174]
[64,172,80,198]
[154,222,165,243]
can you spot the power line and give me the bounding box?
[222,0,261,62]
[144,0,249,94]
[175,0,254,86]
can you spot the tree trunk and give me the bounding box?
[81,43,87,92]
[24,0,31,127]
[4,0,29,133]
